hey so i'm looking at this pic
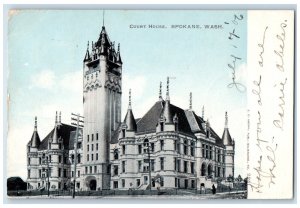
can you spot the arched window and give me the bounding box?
[114,149,119,160]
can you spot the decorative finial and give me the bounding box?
[166,77,170,101]
[55,111,58,125]
[128,89,132,109]
[225,111,228,128]
[159,81,162,101]
[102,10,105,27]
[202,106,205,119]
[59,111,61,124]
[118,43,120,52]
[87,41,89,50]
[189,92,192,110]
[34,116,37,131]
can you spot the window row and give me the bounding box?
[86,153,99,161]
[112,177,164,189]
[174,140,195,156]
[174,159,195,174]
[87,133,99,142]
[86,143,99,152]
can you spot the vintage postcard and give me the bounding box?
[5,10,294,200]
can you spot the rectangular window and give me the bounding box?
[114,165,118,176]
[190,142,195,156]
[151,159,155,171]
[91,154,94,161]
[87,144,89,151]
[175,178,177,187]
[218,150,221,162]
[202,144,205,158]
[113,181,118,189]
[58,182,61,189]
[63,169,67,178]
[28,170,30,178]
[77,142,82,149]
[58,168,61,177]
[39,157,41,164]
[96,133,98,140]
[174,140,177,151]
[76,182,80,189]
[184,140,188,155]
[223,168,225,177]
[177,141,181,153]
[96,153,98,160]
[122,145,126,154]
[160,157,164,170]
[122,179,125,188]
[39,170,41,178]
[92,144,94,151]
[58,155,62,163]
[49,155,51,162]
[138,161,142,172]
[160,140,164,151]
[184,161,188,173]
[71,171,74,177]
[78,154,81,163]
[205,145,209,159]
[96,143,98,150]
[174,158,177,171]
[92,134,94,141]
[138,145,142,154]
[122,161,126,173]
[191,180,195,188]
[85,167,88,174]
[87,154,89,161]
[191,162,195,174]
[64,156,67,164]
[78,170,80,177]
[177,159,181,172]
[151,143,155,152]
[94,166,97,173]
[90,166,92,174]
[209,146,212,159]
[87,135,89,142]
[136,179,140,187]
[28,158,30,165]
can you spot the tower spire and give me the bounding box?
[128,89,132,110]
[59,111,61,125]
[34,116,37,132]
[202,106,205,119]
[159,81,162,101]
[55,111,58,125]
[189,92,192,110]
[166,77,170,101]
[102,10,105,27]
[225,111,228,128]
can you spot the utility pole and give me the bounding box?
[71,113,84,199]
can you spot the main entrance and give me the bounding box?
[90,180,97,190]
[85,176,97,191]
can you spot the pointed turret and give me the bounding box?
[123,89,137,131]
[83,41,91,62]
[162,77,173,123]
[116,43,123,65]
[52,112,59,144]
[222,111,233,145]
[30,116,40,148]
[96,26,111,54]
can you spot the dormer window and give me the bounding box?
[114,149,119,160]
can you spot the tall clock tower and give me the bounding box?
[82,26,122,190]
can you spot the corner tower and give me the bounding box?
[83,25,122,190]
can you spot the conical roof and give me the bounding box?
[124,109,137,131]
[222,112,234,145]
[30,117,41,148]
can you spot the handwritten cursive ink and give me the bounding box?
[274,21,287,72]
[258,26,268,67]
[252,75,262,106]
[227,55,246,92]
[273,78,287,130]
[266,141,278,187]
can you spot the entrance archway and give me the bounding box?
[90,180,97,190]
[85,176,97,191]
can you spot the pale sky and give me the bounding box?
[7,10,247,181]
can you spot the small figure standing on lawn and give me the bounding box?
[212,184,216,194]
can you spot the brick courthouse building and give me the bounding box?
[26,24,235,192]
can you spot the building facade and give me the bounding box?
[26,24,235,192]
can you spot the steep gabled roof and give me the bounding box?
[136,101,193,135]
[38,124,76,150]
